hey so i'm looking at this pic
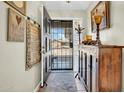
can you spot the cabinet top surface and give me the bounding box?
[100,45,124,48]
[80,44,124,48]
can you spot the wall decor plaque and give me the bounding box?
[8,8,25,42]
[5,1,26,15]
[26,20,41,70]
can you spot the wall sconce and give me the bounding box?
[94,15,103,45]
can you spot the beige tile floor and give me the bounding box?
[39,70,86,92]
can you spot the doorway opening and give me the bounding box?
[51,20,73,70]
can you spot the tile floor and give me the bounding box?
[39,70,86,92]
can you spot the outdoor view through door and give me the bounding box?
[51,20,73,70]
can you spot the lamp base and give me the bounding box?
[96,39,102,45]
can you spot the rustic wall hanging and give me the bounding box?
[26,19,41,70]
[8,8,26,42]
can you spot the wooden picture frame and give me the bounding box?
[26,20,41,70]
[91,1,110,33]
[5,1,26,15]
[8,8,25,42]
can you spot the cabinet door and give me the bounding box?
[83,53,85,80]
[87,54,90,90]
[84,53,87,85]
[87,54,93,91]
[81,51,83,77]
[92,55,97,92]
[99,48,122,91]
[89,55,93,91]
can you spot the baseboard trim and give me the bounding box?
[33,82,41,92]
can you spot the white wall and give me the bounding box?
[47,9,86,19]
[27,1,42,24]
[0,1,42,91]
[46,9,87,31]
[86,1,124,91]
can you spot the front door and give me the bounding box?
[51,20,73,70]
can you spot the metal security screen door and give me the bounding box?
[51,20,73,70]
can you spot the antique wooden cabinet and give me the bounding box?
[79,45,123,92]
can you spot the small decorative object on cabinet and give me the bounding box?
[85,35,92,41]
[79,45,124,92]
[7,8,26,42]
[82,40,97,45]
[5,1,26,15]
[82,35,96,45]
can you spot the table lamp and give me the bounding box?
[94,15,102,45]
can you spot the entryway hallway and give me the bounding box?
[39,71,86,92]
[1,1,124,92]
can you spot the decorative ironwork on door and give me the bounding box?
[51,20,73,70]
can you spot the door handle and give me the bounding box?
[43,50,45,54]
[42,47,45,54]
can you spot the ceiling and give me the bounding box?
[42,1,91,11]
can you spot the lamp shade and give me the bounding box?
[94,15,103,25]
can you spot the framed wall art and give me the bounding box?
[8,8,26,42]
[91,1,110,33]
[26,20,41,70]
[5,1,26,15]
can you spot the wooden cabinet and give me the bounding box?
[79,45,123,92]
